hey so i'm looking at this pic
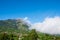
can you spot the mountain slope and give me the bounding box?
[0,19,29,33]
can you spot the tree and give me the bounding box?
[9,33,14,40]
[1,32,10,40]
[28,29,38,40]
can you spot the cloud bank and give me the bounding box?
[30,16,60,34]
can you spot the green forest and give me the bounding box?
[0,19,60,40]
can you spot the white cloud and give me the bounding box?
[23,17,28,21]
[23,17,31,26]
[30,16,60,34]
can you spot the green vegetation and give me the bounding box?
[0,32,18,40]
[0,30,60,40]
[0,19,29,33]
[0,19,60,40]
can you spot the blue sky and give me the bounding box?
[0,0,60,23]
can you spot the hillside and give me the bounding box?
[0,19,29,33]
[0,19,60,40]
